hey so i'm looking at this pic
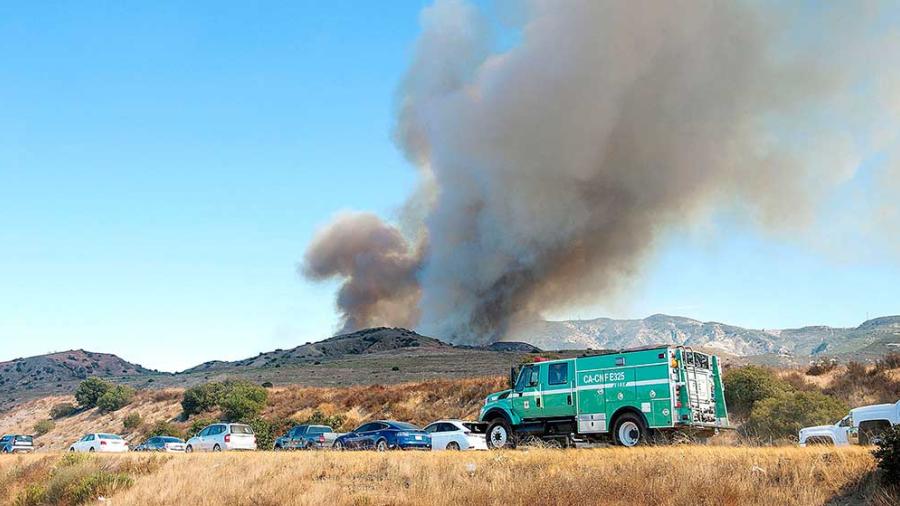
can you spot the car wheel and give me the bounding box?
[375,439,388,452]
[69,447,76,452]
[274,444,282,451]
[446,441,461,451]
[89,447,95,452]
[185,445,193,453]
[486,419,515,449]
[213,444,222,452]
[333,441,344,451]
[613,413,647,447]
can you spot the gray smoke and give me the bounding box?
[304,0,900,342]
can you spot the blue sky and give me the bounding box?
[1,1,897,371]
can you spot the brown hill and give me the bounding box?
[0,350,155,411]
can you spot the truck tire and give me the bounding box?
[486,419,516,449]
[612,413,647,447]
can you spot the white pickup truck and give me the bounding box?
[799,400,900,446]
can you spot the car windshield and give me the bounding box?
[15,436,33,443]
[307,426,331,434]
[160,437,183,443]
[390,422,420,431]
[99,434,123,440]
[230,424,254,434]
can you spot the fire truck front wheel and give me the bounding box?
[486,419,516,449]
[612,413,647,447]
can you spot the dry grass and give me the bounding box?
[0,447,888,506]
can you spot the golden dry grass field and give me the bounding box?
[0,446,892,506]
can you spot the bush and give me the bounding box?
[806,358,838,376]
[123,412,142,431]
[724,366,790,418]
[188,417,217,438]
[261,381,273,388]
[74,377,113,409]
[301,409,345,430]
[144,420,185,440]
[244,417,292,450]
[745,390,848,441]
[50,402,77,419]
[873,425,900,484]
[220,382,268,421]
[33,419,55,437]
[96,385,135,413]
[181,382,226,416]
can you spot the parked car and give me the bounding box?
[333,420,431,451]
[134,436,186,452]
[423,420,488,451]
[69,433,129,453]
[799,400,900,446]
[0,434,35,453]
[185,423,256,452]
[274,425,339,450]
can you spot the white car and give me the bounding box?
[69,433,129,453]
[185,423,256,452]
[423,420,488,451]
[800,400,900,446]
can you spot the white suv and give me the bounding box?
[185,423,256,452]
[799,400,900,446]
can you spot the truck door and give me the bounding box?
[511,364,542,420]
[541,360,576,418]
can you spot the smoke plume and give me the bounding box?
[304,0,900,342]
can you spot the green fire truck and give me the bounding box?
[478,345,729,448]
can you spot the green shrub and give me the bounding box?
[33,419,55,437]
[144,420,185,439]
[745,390,848,441]
[301,409,345,430]
[123,412,142,431]
[74,377,113,409]
[220,382,268,421]
[96,385,135,413]
[188,417,217,438]
[873,425,900,484]
[181,382,226,416]
[50,402,78,419]
[723,366,790,418]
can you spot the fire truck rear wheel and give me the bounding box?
[612,413,647,447]
[486,419,516,449]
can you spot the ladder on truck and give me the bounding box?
[675,345,703,423]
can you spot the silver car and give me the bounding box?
[185,423,256,452]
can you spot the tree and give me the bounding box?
[723,366,790,418]
[220,382,268,422]
[74,377,112,409]
[96,385,135,412]
[745,390,848,441]
[181,382,225,416]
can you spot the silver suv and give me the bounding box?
[185,423,256,452]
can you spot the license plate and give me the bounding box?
[415,435,422,440]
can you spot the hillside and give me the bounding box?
[0,350,157,411]
[514,314,900,362]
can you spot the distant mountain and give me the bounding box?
[511,314,900,361]
[184,327,449,373]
